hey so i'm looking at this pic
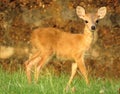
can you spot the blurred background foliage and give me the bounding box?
[0,0,120,79]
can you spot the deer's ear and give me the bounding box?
[76,6,85,19]
[97,7,107,19]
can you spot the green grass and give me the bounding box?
[0,69,120,94]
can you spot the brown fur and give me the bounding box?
[25,6,107,91]
[25,26,91,87]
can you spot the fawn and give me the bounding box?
[25,6,107,90]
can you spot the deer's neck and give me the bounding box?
[83,26,93,47]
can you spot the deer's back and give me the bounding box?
[31,28,61,50]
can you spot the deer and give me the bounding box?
[25,6,107,90]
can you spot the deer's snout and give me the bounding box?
[91,26,96,31]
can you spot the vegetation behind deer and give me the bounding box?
[0,0,120,79]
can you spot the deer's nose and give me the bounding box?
[91,26,96,30]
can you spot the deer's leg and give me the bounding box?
[25,51,41,66]
[77,57,89,85]
[65,62,77,91]
[34,52,52,82]
[25,51,41,83]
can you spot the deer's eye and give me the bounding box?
[85,20,88,23]
[96,20,99,23]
